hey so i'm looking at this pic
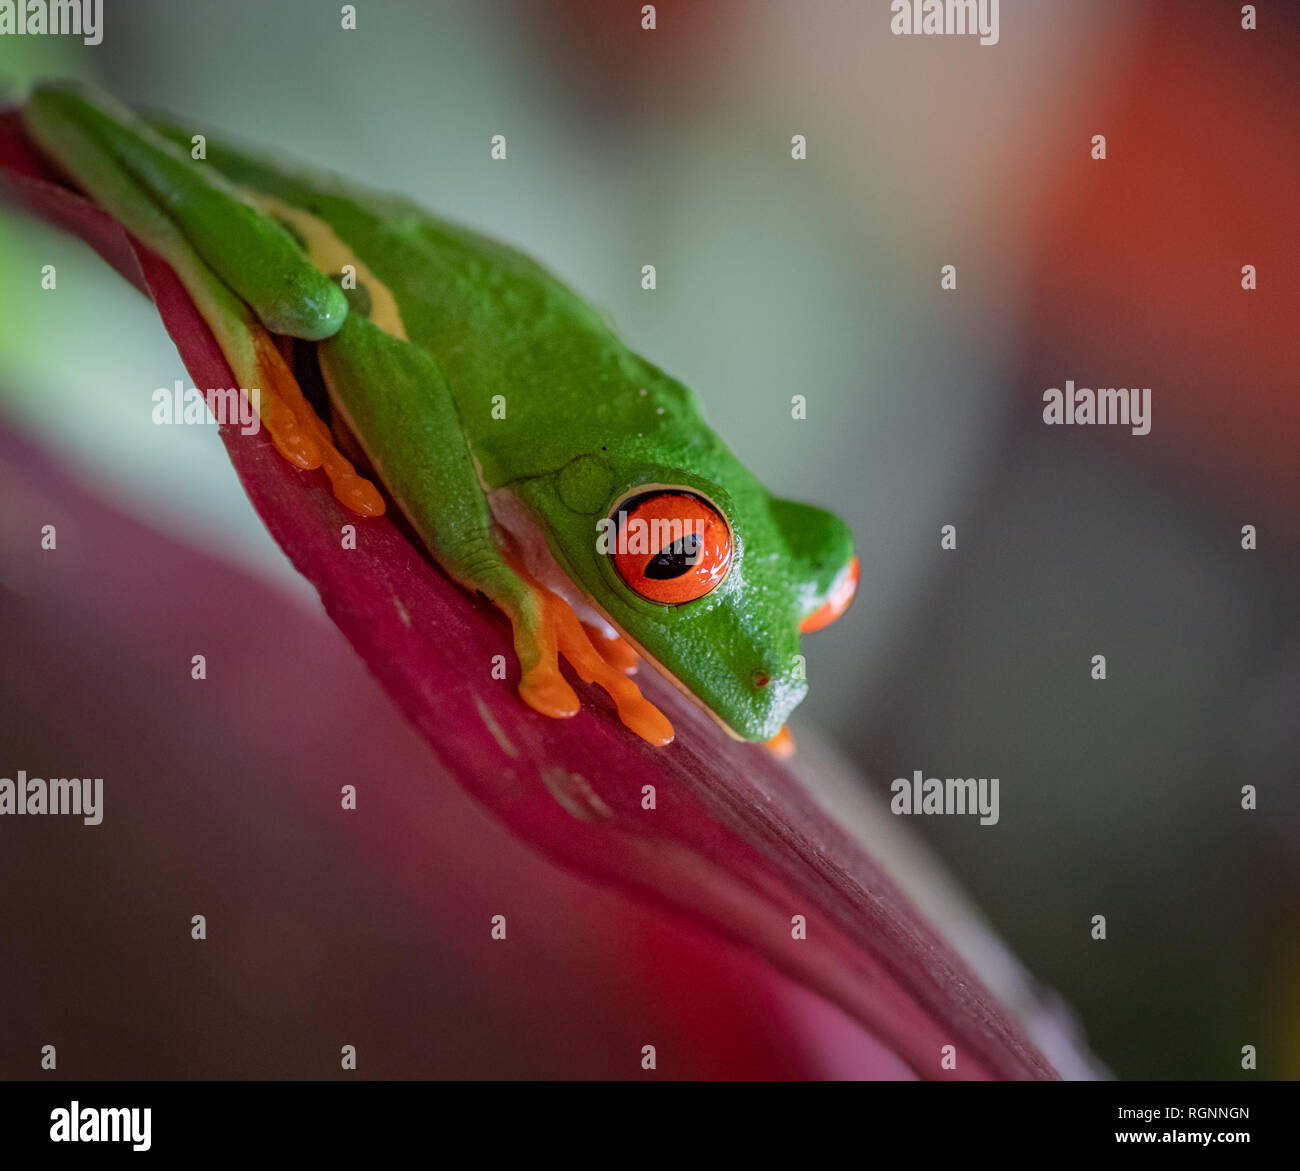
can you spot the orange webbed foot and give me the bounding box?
[500,550,672,746]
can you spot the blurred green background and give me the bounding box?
[2,1,1296,1079]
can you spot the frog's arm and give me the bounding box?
[21,83,382,514]
[320,315,672,743]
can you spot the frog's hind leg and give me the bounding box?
[21,84,382,516]
[25,84,348,339]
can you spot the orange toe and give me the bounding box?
[519,661,581,719]
[764,725,796,757]
[581,622,639,675]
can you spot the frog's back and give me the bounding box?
[157,124,712,486]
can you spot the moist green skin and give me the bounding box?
[31,83,855,740]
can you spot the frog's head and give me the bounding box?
[515,450,858,743]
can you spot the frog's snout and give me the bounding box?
[740,653,808,745]
[750,658,805,702]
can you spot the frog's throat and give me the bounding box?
[486,485,760,746]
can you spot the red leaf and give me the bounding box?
[1,425,910,1077]
[1,110,1060,1078]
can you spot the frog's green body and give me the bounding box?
[23,82,857,745]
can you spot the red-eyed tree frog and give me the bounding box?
[21,82,858,751]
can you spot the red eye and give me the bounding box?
[610,491,732,604]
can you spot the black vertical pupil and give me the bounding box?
[645,534,701,579]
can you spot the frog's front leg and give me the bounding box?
[319,315,674,746]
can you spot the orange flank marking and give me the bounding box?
[581,623,639,675]
[764,725,796,758]
[251,331,385,517]
[800,555,859,633]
